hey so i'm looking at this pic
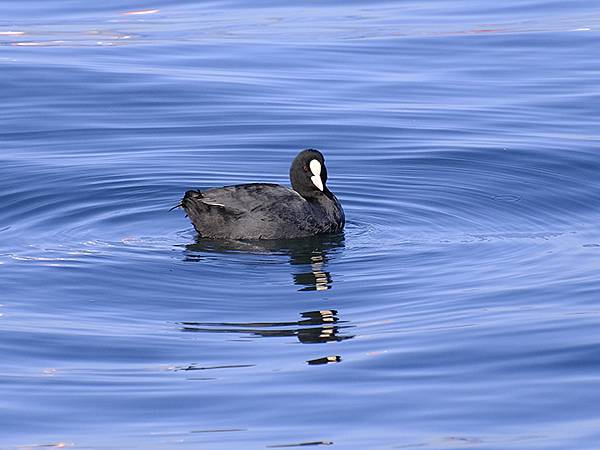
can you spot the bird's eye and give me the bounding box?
[303,164,309,172]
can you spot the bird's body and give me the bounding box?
[180,149,345,240]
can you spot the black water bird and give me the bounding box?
[179,149,345,240]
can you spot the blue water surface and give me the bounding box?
[2,1,600,448]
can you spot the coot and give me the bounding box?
[179,149,345,240]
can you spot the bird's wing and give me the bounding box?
[201,183,305,213]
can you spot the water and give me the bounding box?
[2,1,600,448]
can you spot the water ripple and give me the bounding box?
[3,1,600,448]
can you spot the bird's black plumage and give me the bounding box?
[180,149,345,240]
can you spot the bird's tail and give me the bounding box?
[169,190,203,212]
[179,190,208,212]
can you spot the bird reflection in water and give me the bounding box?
[307,355,341,365]
[184,233,344,291]
[293,253,331,291]
[181,234,351,358]
[181,309,353,344]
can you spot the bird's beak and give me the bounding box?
[310,159,324,191]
